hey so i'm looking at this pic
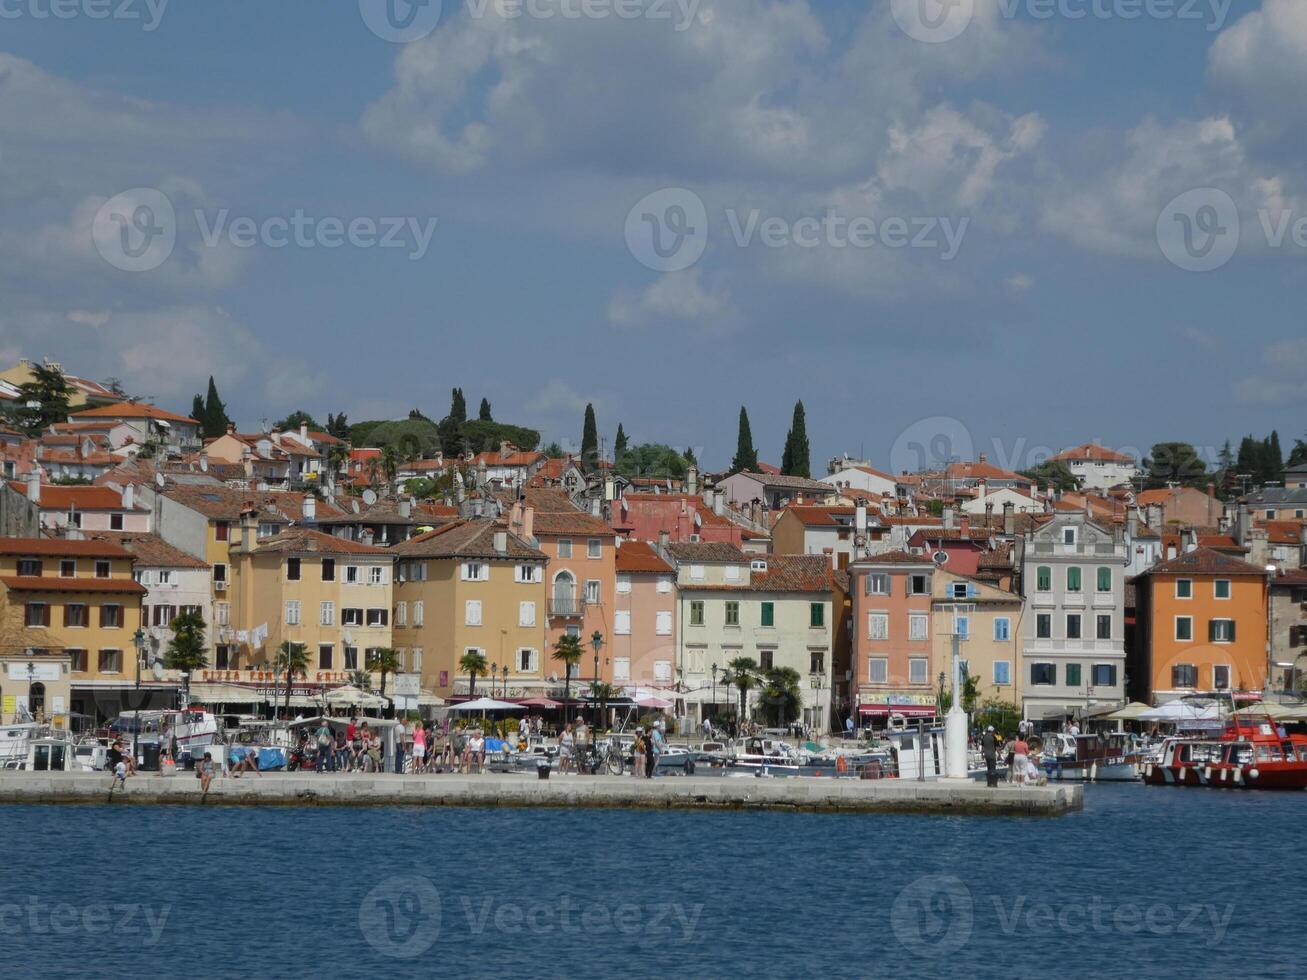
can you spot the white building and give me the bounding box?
[1047,443,1138,492]
[821,462,898,498]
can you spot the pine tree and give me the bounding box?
[581,403,599,472]
[781,401,810,478]
[614,423,628,465]
[191,394,206,427]
[478,398,493,422]
[731,406,758,473]
[202,376,231,438]
[1267,430,1285,484]
[14,364,73,436]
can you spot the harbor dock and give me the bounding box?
[0,771,1082,815]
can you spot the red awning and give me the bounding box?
[859,704,937,718]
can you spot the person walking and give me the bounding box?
[315,720,335,773]
[982,725,999,788]
[1012,732,1030,785]
[632,728,647,778]
[648,720,666,778]
[559,723,575,774]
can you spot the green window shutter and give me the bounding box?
[810,603,824,628]
[1097,567,1111,591]
[761,602,774,627]
[1067,567,1081,591]
[1037,567,1051,591]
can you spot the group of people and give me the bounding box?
[979,721,1046,787]
[308,718,386,773]
[630,720,668,778]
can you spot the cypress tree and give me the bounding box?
[191,394,206,427]
[581,403,599,472]
[451,388,467,424]
[1267,430,1285,483]
[731,406,758,473]
[781,401,810,478]
[202,376,231,438]
[478,398,493,422]
[614,423,628,465]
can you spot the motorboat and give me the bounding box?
[1143,716,1307,790]
[0,722,37,769]
[1040,732,1143,782]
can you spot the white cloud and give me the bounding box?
[1234,339,1307,405]
[1209,0,1307,135]
[524,378,594,418]
[607,269,734,328]
[1004,273,1033,293]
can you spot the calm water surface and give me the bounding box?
[0,784,1302,979]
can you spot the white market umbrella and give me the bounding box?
[450,697,523,712]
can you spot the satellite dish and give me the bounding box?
[549,672,559,684]
[151,660,165,682]
[199,457,208,472]
[362,489,378,506]
[933,550,949,565]
[155,473,165,488]
[351,500,360,514]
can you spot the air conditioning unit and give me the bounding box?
[214,580,227,591]
[689,534,701,543]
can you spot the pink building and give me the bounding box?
[614,493,752,547]
[612,540,677,691]
[848,550,937,727]
[9,478,151,533]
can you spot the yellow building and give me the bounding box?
[226,525,395,682]
[0,538,146,723]
[931,569,1024,709]
[393,519,548,700]
[0,358,123,411]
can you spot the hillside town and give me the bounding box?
[2,355,1306,736]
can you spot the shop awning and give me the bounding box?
[859,704,937,718]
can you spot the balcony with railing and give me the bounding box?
[549,596,582,618]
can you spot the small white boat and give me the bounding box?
[0,722,38,769]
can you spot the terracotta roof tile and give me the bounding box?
[70,402,197,424]
[84,532,209,569]
[0,538,133,558]
[1138,547,1268,577]
[393,520,545,560]
[254,528,393,557]
[1048,443,1135,464]
[1,575,146,594]
[615,539,673,574]
[666,541,748,563]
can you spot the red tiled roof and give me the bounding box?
[393,520,545,560]
[615,539,673,574]
[1261,520,1306,545]
[255,528,393,556]
[1138,547,1267,577]
[666,541,748,563]
[7,482,126,510]
[780,505,856,527]
[0,575,146,594]
[470,450,544,468]
[532,509,617,536]
[1048,443,1135,464]
[70,402,197,424]
[0,538,133,558]
[84,532,208,569]
[855,549,936,565]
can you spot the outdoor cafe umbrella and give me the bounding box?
[326,685,388,709]
[1137,701,1222,723]
[450,697,523,712]
[1104,702,1154,721]
[636,696,673,710]
[518,698,561,709]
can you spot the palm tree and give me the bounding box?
[380,444,400,485]
[273,641,309,720]
[368,647,402,714]
[552,633,583,719]
[459,649,488,698]
[759,667,802,727]
[326,442,350,482]
[727,656,758,724]
[348,669,373,692]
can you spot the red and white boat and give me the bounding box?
[1143,715,1307,790]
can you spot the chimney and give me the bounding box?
[1127,505,1139,541]
[472,497,484,518]
[122,483,134,511]
[977,479,987,502]
[1003,501,1015,535]
[398,498,411,519]
[686,465,698,496]
[494,530,508,555]
[978,453,988,464]
[300,423,309,444]
[984,501,994,525]
[1236,497,1250,545]
[590,496,601,517]
[855,504,867,534]
[226,422,236,435]
[959,515,969,534]
[714,490,725,516]
[658,529,670,557]
[943,506,954,530]
[239,505,258,550]
[1147,502,1163,531]
[303,496,316,522]
[25,471,40,503]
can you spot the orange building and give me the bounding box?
[1130,548,1269,703]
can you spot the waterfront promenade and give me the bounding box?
[0,771,1081,815]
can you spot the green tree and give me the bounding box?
[1143,442,1207,489]
[552,633,584,715]
[731,406,759,473]
[348,669,373,692]
[14,364,73,436]
[191,394,207,428]
[438,388,468,457]
[614,444,689,481]
[164,608,209,702]
[379,444,400,483]
[581,403,599,472]
[1289,436,1307,469]
[758,667,802,726]
[202,376,231,438]
[459,648,488,698]
[780,401,811,478]
[459,420,541,454]
[274,410,320,432]
[326,412,350,440]
[478,398,493,422]
[273,641,309,719]
[726,656,758,722]
[974,698,1022,738]
[1018,460,1080,493]
[543,442,565,459]
[1266,430,1285,484]
[613,423,628,466]
[367,647,402,710]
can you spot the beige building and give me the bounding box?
[226,525,395,684]
[393,519,548,700]
[0,538,147,723]
[931,569,1023,709]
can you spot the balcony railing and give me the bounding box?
[549,598,582,617]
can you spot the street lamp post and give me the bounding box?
[489,663,498,698]
[25,660,36,721]
[132,627,147,767]
[590,631,604,728]
[711,662,718,722]
[501,664,508,700]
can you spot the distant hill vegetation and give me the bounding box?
[350,417,539,455]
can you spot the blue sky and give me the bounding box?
[2,0,1304,473]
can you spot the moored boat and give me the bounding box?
[1142,716,1307,790]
